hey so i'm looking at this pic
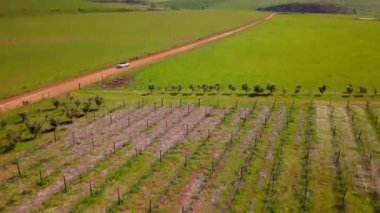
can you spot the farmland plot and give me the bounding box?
[0,100,379,212]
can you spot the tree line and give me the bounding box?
[148,83,377,96]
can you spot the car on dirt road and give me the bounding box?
[116,61,130,69]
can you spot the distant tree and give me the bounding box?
[319,85,327,95]
[254,84,265,94]
[65,107,75,123]
[359,86,367,95]
[94,95,104,109]
[242,83,250,95]
[374,88,378,96]
[82,102,91,114]
[189,84,196,93]
[266,83,276,94]
[0,119,7,129]
[294,85,302,95]
[177,85,183,93]
[346,84,354,96]
[51,98,60,110]
[26,121,42,139]
[50,118,60,130]
[148,84,155,94]
[74,99,81,108]
[18,112,28,123]
[67,93,74,103]
[228,84,236,94]
[215,83,222,93]
[6,130,21,145]
[202,84,209,94]
[88,97,94,104]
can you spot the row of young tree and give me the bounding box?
[148,83,377,96]
[1,95,105,152]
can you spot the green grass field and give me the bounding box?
[131,13,380,94]
[0,10,265,99]
[0,0,145,17]
[163,0,380,14]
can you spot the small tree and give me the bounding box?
[202,84,209,94]
[18,112,28,123]
[359,86,367,95]
[65,107,75,123]
[0,119,7,129]
[50,118,60,130]
[374,88,378,96]
[148,84,155,94]
[88,97,94,104]
[346,84,354,96]
[242,83,250,95]
[74,99,81,108]
[266,83,276,94]
[6,130,21,145]
[189,84,196,93]
[215,83,222,93]
[294,85,302,95]
[254,84,264,94]
[177,85,183,94]
[26,121,42,139]
[82,102,91,114]
[67,94,74,103]
[228,84,236,94]
[94,95,104,110]
[51,98,60,110]
[319,85,327,95]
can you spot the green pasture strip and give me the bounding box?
[263,102,304,211]
[333,104,374,211]
[309,103,336,210]
[261,103,297,211]
[131,13,380,94]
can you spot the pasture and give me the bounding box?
[163,0,380,14]
[0,92,379,212]
[131,13,380,95]
[0,10,264,99]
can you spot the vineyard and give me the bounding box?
[0,98,379,212]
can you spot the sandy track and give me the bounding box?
[0,13,276,113]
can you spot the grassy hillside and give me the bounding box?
[131,13,380,94]
[164,0,380,14]
[0,0,141,17]
[0,10,265,99]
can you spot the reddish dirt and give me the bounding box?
[0,13,276,113]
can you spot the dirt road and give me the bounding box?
[0,13,276,113]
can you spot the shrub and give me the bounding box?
[18,112,28,123]
[51,98,60,109]
[294,85,302,95]
[74,99,81,108]
[254,84,264,94]
[6,130,21,145]
[346,84,354,96]
[94,95,104,109]
[26,121,42,138]
[0,119,7,129]
[148,84,155,94]
[50,118,60,129]
[319,85,327,95]
[242,83,250,95]
[266,83,276,94]
[359,86,367,95]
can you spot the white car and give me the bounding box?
[116,61,130,69]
